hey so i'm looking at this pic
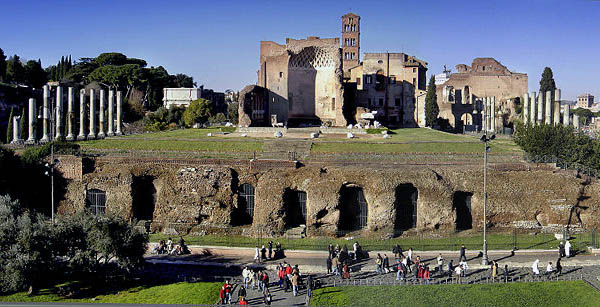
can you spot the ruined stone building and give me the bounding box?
[347,53,428,126]
[240,12,429,128]
[250,37,345,127]
[435,58,527,131]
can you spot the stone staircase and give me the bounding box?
[260,139,313,160]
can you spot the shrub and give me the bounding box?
[183,98,213,127]
[21,142,80,165]
[208,113,227,125]
[366,128,390,134]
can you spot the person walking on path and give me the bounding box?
[261,245,267,261]
[328,244,334,259]
[455,265,463,283]
[503,264,509,282]
[263,288,272,305]
[342,262,350,279]
[424,267,431,285]
[326,256,332,274]
[532,259,540,277]
[242,267,250,289]
[383,254,390,274]
[565,240,571,258]
[559,242,565,258]
[237,285,246,303]
[254,246,260,263]
[291,273,299,297]
[459,259,468,277]
[491,260,497,280]
[306,274,313,299]
[376,254,383,274]
[268,241,273,259]
[437,253,444,274]
[332,256,340,276]
[546,261,553,279]
[407,248,413,263]
[459,244,467,262]
[448,259,454,277]
[396,259,406,281]
[556,258,563,276]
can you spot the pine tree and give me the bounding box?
[425,75,439,127]
[0,48,6,82]
[6,107,14,143]
[539,67,557,106]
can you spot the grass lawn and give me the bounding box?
[310,281,600,306]
[149,231,590,252]
[0,282,222,305]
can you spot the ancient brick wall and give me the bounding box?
[58,159,600,237]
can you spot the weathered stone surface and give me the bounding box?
[57,158,600,238]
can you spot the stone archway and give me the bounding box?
[394,184,418,231]
[338,184,368,231]
[131,175,156,221]
[453,191,473,230]
[283,189,307,228]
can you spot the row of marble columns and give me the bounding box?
[11,85,122,145]
[480,96,496,133]
[522,89,580,130]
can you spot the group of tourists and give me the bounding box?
[326,243,355,279]
[151,237,190,256]
[254,241,283,263]
[237,268,274,305]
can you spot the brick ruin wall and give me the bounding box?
[56,156,600,237]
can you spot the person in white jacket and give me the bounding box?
[565,240,571,258]
[254,246,260,263]
[532,259,540,276]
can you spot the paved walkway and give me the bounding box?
[145,244,600,306]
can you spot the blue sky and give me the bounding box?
[2,0,599,100]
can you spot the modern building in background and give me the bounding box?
[163,86,225,113]
[577,93,594,109]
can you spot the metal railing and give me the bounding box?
[524,153,599,178]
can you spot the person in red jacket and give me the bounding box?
[219,286,225,304]
[223,281,232,304]
[424,266,431,285]
[285,263,293,279]
[417,265,424,279]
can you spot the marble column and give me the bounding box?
[523,93,529,125]
[530,92,537,125]
[66,87,75,140]
[25,98,36,144]
[11,116,23,144]
[573,114,580,130]
[115,91,122,135]
[98,89,105,138]
[553,89,561,126]
[77,89,86,140]
[491,96,496,132]
[537,92,544,125]
[40,85,50,142]
[107,89,114,136]
[55,86,63,140]
[563,104,570,127]
[545,90,552,125]
[88,89,96,139]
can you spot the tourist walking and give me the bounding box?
[306,274,313,299]
[254,246,260,263]
[383,254,390,273]
[559,242,565,258]
[328,244,334,259]
[332,256,340,276]
[459,244,467,262]
[376,254,383,274]
[326,256,332,274]
[353,241,359,260]
[491,260,497,280]
[532,259,540,277]
[261,245,267,261]
[268,241,273,259]
[556,258,563,275]
[455,265,463,283]
[242,266,250,289]
[546,261,553,279]
[459,260,468,277]
[565,240,571,258]
[437,253,444,274]
[167,237,173,254]
[263,288,272,305]
[342,262,350,279]
[291,273,299,297]
[407,248,413,263]
[237,285,246,303]
[447,259,454,277]
[503,264,509,282]
[424,267,431,285]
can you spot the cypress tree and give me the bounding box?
[425,75,439,127]
[6,107,14,143]
[539,67,557,105]
[20,107,27,140]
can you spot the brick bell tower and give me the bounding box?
[341,13,360,71]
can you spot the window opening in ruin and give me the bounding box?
[132,175,157,221]
[86,189,106,215]
[356,77,361,85]
[366,75,372,84]
[232,183,255,226]
[279,72,283,78]
[394,184,418,231]
[284,190,307,228]
[413,68,416,73]
[375,70,385,91]
[338,185,368,231]
[453,191,473,230]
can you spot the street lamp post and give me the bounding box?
[480,133,495,265]
[41,88,57,224]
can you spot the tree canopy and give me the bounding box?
[5,55,24,84]
[0,48,6,82]
[183,98,214,127]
